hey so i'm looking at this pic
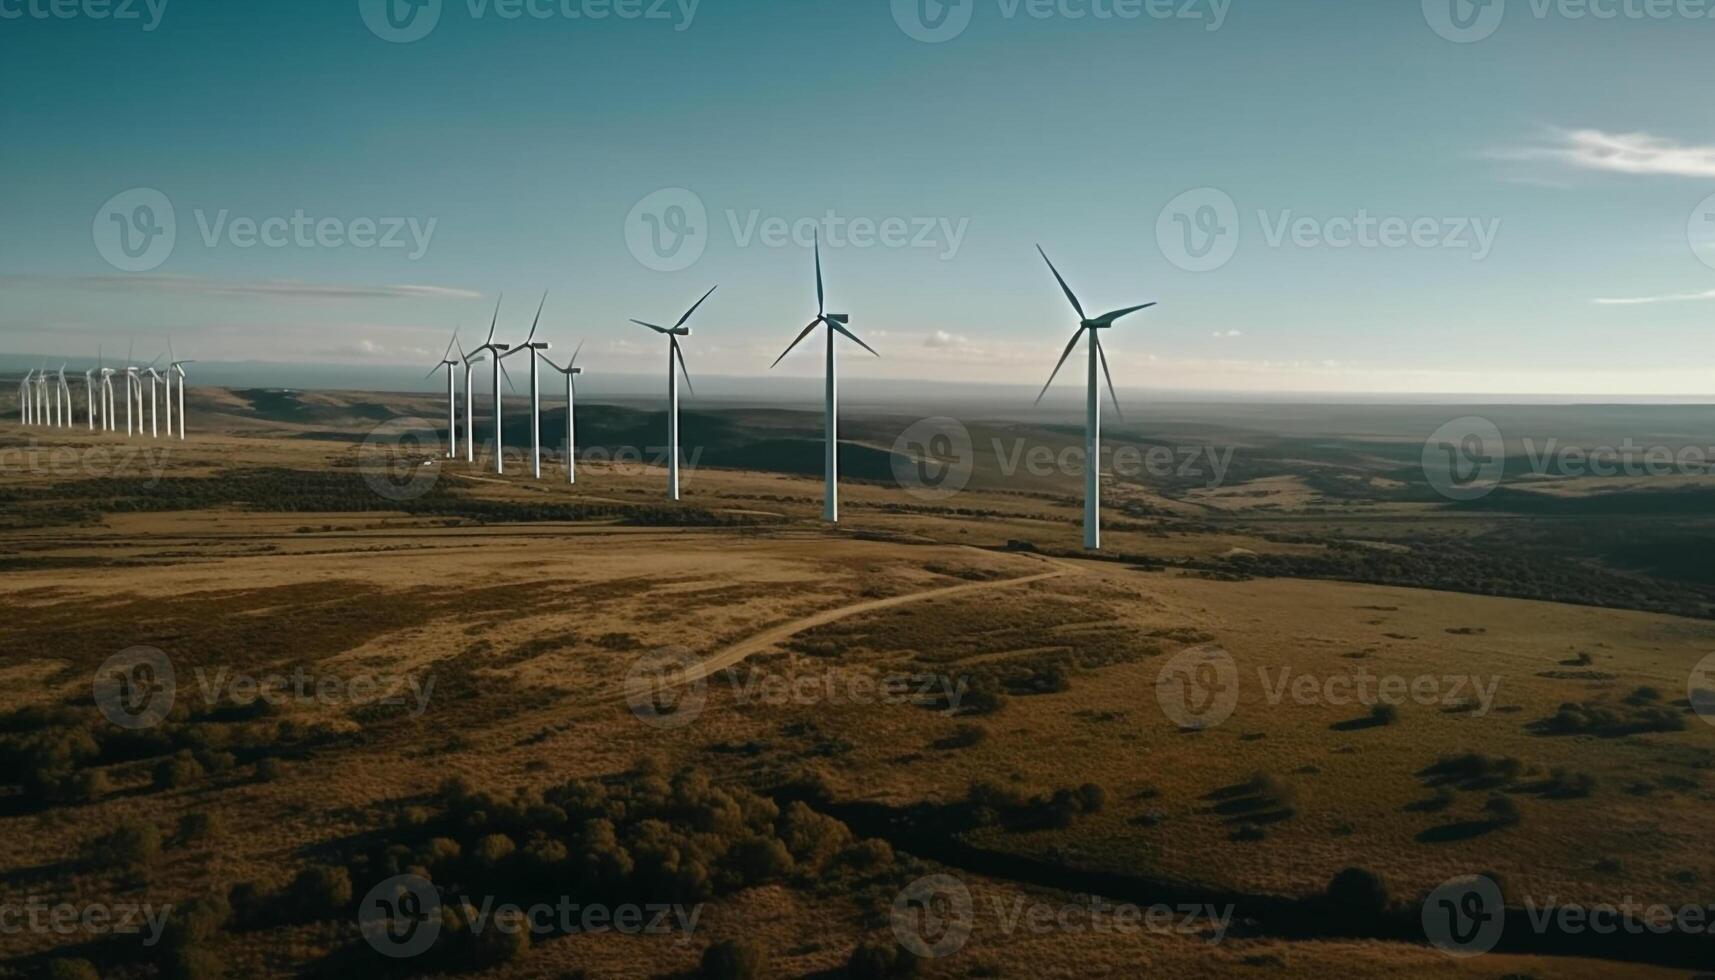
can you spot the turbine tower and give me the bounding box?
[143,359,164,438]
[56,366,70,428]
[631,285,715,502]
[540,342,584,484]
[123,345,138,437]
[84,366,96,430]
[459,340,487,464]
[471,296,514,474]
[18,371,30,426]
[100,360,117,432]
[1032,246,1156,551]
[499,294,551,479]
[425,328,461,458]
[769,233,878,523]
[170,353,194,440]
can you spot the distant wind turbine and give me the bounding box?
[170,348,195,440]
[56,366,71,428]
[142,357,164,438]
[499,293,551,479]
[540,342,584,484]
[459,338,487,464]
[99,352,117,433]
[631,285,715,501]
[18,370,30,426]
[1032,245,1156,551]
[770,233,878,523]
[472,296,515,474]
[84,364,96,430]
[425,328,462,458]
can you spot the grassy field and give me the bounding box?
[0,388,1710,978]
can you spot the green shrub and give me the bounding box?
[88,820,162,869]
[286,865,353,920]
[701,939,769,980]
[46,960,100,980]
[1326,867,1388,914]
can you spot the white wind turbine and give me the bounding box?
[539,342,584,484]
[142,358,164,438]
[56,365,71,428]
[769,233,879,523]
[471,296,515,475]
[631,285,715,502]
[499,294,551,479]
[425,328,461,458]
[17,371,30,426]
[1032,246,1156,551]
[170,347,194,440]
[39,364,52,426]
[100,356,118,433]
[84,364,97,430]
[122,345,138,437]
[459,338,487,464]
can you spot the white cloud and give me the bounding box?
[1592,289,1715,306]
[0,275,483,302]
[1211,329,1242,338]
[925,330,968,349]
[1494,127,1715,179]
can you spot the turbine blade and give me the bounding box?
[632,319,669,334]
[422,363,442,381]
[1036,245,1086,320]
[770,319,822,369]
[485,294,503,346]
[440,327,459,363]
[673,337,694,396]
[538,352,564,373]
[568,340,584,370]
[1097,338,1123,421]
[831,320,879,358]
[674,284,718,328]
[1093,302,1157,326]
[525,292,547,345]
[499,357,517,394]
[815,232,825,317]
[1034,327,1086,404]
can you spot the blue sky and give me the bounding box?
[2,0,1713,397]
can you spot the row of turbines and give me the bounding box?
[15,344,196,440]
[427,240,1153,549]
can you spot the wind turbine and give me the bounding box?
[540,342,584,484]
[499,294,551,479]
[770,234,879,523]
[18,371,30,426]
[123,345,138,437]
[170,348,194,440]
[631,285,715,502]
[471,296,514,474]
[100,354,117,433]
[459,339,487,464]
[84,364,97,430]
[55,365,71,428]
[1032,246,1156,551]
[143,358,164,438]
[425,328,461,458]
